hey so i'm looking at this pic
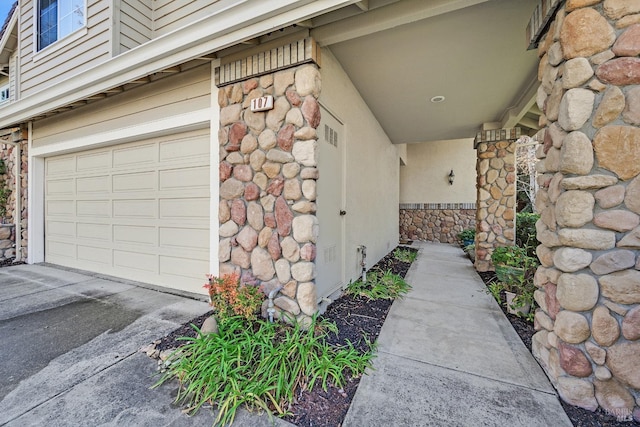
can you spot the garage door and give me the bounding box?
[44,129,211,294]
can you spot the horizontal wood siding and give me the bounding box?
[153,0,222,36]
[118,0,152,53]
[32,63,211,148]
[9,52,17,101]
[19,0,112,98]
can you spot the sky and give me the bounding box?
[0,1,14,26]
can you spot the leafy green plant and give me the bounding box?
[346,269,411,300]
[516,212,540,258]
[203,273,265,322]
[154,316,374,427]
[486,282,503,302]
[393,247,417,263]
[457,228,475,242]
[0,185,8,220]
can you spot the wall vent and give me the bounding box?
[324,124,338,147]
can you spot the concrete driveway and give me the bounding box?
[0,264,283,427]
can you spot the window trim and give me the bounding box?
[32,0,88,59]
[0,84,9,104]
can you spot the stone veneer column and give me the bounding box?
[218,64,321,324]
[474,131,518,272]
[0,126,28,261]
[532,1,640,421]
[399,204,476,243]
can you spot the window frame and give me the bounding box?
[0,84,9,104]
[32,0,87,57]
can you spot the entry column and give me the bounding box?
[474,128,520,272]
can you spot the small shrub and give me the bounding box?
[154,316,374,427]
[516,212,540,258]
[457,228,475,242]
[203,273,264,322]
[393,247,417,263]
[347,269,411,300]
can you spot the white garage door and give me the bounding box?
[44,129,211,294]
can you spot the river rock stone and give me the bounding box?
[295,127,316,140]
[626,175,640,214]
[558,340,593,377]
[220,178,245,200]
[594,379,636,418]
[600,270,640,304]
[282,162,301,179]
[606,342,640,388]
[274,69,294,96]
[592,305,620,347]
[537,245,555,267]
[555,190,594,227]
[622,306,640,340]
[558,89,594,133]
[561,8,616,59]
[244,182,260,201]
[300,243,316,261]
[586,341,607,365]
[590,250,637,275]
[604,0,640,20]
[281,236,300,262]
[246,202,263,231]
[561,175,618,190]
[231,246,251,269]
[595,366,612,381]
[596,57,640,85]
[236,226,258,252]
[221,104,242,126]
[593,86,625,128]
[297,281,317,316]
[267,149,294,164]
[554,310,591,343]
[250,151,266,174]
[558,228,616,250]
[554,248,592,272]
[563,58,594,89]
[301,96,321,128]
[285,108,303,128]
[594,210,640,232]
[292,215,318,244]
[623,86,640,127]
[266,173,284,195]
[291,261,315,282]
[560,131,594,175]
[275,258,291,283]
[274,296,300,315]
[219,238,231,262]
[557,377,598,411]
[219,220,239,238]
[233,165,253,183]
[252,247,275,281]
[595,185,625,208]
[268,232,281,260]
[295,65,321,97]
[258,227,272,248]
[557,273,599,311]
[292,140,317,167]
[275,196,293,237]
[231,199,246,226]
[546,81,564,121]
[258,129,277,150]
[219,201,231,223]
[201,316,219,335]
[284,179,302,201]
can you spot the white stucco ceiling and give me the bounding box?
[308,0,540,144]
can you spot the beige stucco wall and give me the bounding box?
[399,138,476,203]
[320,48,400,281]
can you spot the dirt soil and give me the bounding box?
[477,270,639,427]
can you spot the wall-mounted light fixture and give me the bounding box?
[448,169,455,185]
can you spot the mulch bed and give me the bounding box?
[152,247,417,427]
[476,268,639,427]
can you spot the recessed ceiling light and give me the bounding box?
[430,95,446,103]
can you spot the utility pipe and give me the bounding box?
[267,286,283,323]
[1,127,21,262]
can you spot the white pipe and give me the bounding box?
[2,127,21,262]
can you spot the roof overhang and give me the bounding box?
[0,5,18,72]
[0,0,358,129]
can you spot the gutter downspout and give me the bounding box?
[2,127,21,262]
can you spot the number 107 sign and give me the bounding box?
[250,95,274,112]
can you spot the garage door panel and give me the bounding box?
[77,176,110,194]
[159,166,209,191]
[77,200,111,217]
[113,143,156,168]
[77,222,111,241]
[114,225,157,246]
[159,198,209,219]
[77,151,111,172]
[45,131,211,294]
[159,134,209,162]
[47,179,74,195]
[112,171,157,193]
[47,221,75,237]
[77,245,112,264]
[113,199,156,218]
[47,200,74,216]
[46,156,75,176]
[160,227,208,250]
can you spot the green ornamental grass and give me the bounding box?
[154,316,375,427]
[393,247,418,263]
[346,269,412,300]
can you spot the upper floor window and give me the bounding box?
[38,0,85,51]
[0,85,9,104]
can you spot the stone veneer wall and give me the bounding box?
[218,64,321,324]
[0,127,28,261]
[532,1,640,421]
[399,203,476,243]
[474,137,517,271]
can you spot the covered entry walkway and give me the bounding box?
[344,242,571,426]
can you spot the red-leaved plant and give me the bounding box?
[203,273,265,322]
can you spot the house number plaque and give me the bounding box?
[250,95,274,112]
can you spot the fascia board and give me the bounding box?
[0,0,354,129]
[0,10,18,55]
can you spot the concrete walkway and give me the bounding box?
[343,242,572,426]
